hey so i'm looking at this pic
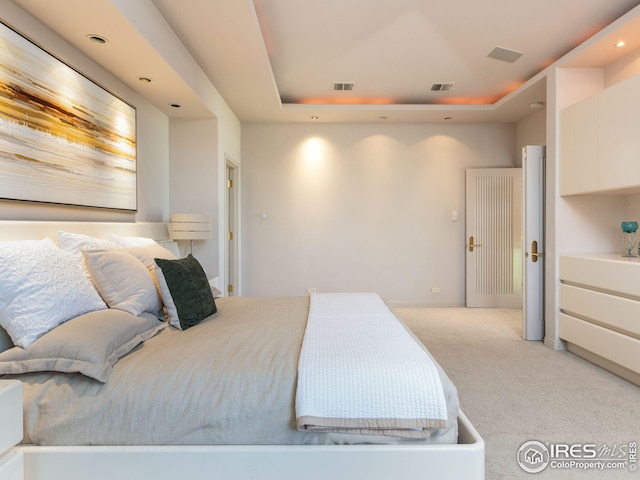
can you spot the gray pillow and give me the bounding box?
[0,309,166,382]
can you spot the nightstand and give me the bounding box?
[0,380,23,480]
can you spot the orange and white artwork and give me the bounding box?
[0,22,136,211]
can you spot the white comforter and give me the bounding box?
[296,293,448,438]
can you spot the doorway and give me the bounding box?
[465,149,546,341]
[225,161,238,296]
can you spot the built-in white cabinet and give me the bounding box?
[560,94,599,195]
[0,380,23,480]
[560,74,640,196]
[559,255,640,385]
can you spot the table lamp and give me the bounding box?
[169,213,212,256]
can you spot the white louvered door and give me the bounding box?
[466,168,522,308]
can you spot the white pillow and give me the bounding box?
[108,234,158,248]
[82,249,162,317]
[0,238,107,348]
[122,243,178,270]
[123,244,178,296]
[56,230,117,254]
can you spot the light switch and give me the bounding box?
[452,211,458,221]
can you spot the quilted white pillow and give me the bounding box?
[0,238,107,348]
[82,249,162,317]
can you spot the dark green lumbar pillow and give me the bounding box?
[154,254,217,330]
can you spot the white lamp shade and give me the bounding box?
[169,213,213,240]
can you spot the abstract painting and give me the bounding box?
[0,21,137,211]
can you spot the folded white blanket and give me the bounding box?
[295,292,447,438]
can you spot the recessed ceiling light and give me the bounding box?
[87,34,108,45]
[616,40,626,48]
[444,116,452,121]
[529,101,545,109]
[138,77,152,83]
[170,104,181,108]
[378,116,388,121]
[310,116,319,120]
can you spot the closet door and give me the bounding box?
[597,75,640,191]
[560,95,598,195]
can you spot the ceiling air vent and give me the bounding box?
[332,82,355,91]
[430,83,455,92]
[487,46,523,63]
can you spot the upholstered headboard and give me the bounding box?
[0,221,171,353]
[0,221,169,242]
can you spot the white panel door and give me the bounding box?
[522,146,545,340]
[466,168,522,308]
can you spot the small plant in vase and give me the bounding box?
[621,221,638,257]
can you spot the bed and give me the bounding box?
[0,221,484,480]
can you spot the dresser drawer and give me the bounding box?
[559,313,640,374]
[559,255,640,298]
[0,381,23,456]
[560,284,640,338]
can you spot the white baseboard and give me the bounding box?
[544,336,566,350]
[387,301,466,308]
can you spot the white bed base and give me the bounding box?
[1,221,485,480]
[18,412,483,480]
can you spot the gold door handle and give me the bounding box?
[530,240,545,262]
[468,236,482,252]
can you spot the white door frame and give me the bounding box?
[225,159,239,296]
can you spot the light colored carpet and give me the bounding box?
[397,307,640,480]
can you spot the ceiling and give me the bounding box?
[10,0,640,123]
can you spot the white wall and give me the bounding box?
[605,46,640,87]
[166,106,241,284]
[515,110,546,165]
[169,119,218,276]
[213,102,242,294]
[0,2,170,223]
[241,122,516,304]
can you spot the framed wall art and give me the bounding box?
[0,21,137,211]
